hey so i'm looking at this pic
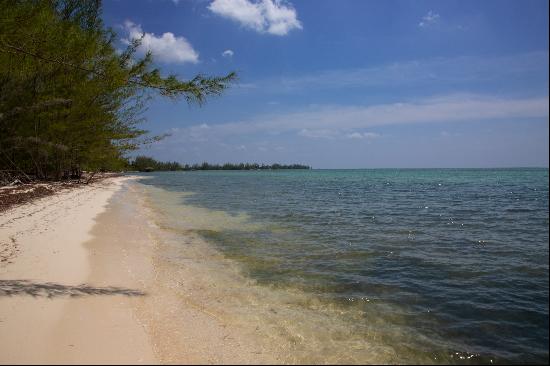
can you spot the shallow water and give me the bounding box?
[134,168,549,364]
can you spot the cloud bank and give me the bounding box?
[169,94,548,142]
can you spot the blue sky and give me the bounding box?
[103,0,549,168]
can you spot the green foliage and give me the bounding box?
[185,162,311,170]
[129,156,310,172]
[0,0,235,181]
[130,156,183,172]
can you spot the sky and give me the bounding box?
[102,0,549,168]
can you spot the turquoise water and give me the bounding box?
[137,169,549,364]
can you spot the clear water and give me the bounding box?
[135,168,549,364]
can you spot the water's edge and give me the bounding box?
[128,169,549,364]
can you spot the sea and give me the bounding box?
[132,168,549,364]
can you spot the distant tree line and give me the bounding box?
[0,0,235,184]
[130,156,182,172]
[130,156,310,172]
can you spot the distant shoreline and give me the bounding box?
[129,156,311,172]
[129,166,548,172]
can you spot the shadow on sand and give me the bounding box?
[0,279,145,298]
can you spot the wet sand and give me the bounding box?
[0,177,276,364]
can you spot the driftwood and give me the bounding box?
[0,172,122,212]
[84,171,96,184]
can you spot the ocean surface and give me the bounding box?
[134,168,549,364]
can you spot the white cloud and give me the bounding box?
[170,94,549,141]
[222,49,234,58]
[419,10,440,27]
[298,129,338,139]
[364,132,380,139]
[346,132,380,139]
[346,132,363,139]
[122,21,199,64]
[298,130,381,140]
[208,0,302,36]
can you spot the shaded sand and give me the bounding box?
[0,177,278,364]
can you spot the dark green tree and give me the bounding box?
[0,0,236,182]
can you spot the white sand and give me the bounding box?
[0,177,157,364]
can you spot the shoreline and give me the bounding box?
[2,172,547,364]
[0,176,278,364]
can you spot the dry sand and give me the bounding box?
[0,176,278,364]
[0,177,157,364]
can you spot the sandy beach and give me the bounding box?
[3,171,547,365]
[0,177,277,364]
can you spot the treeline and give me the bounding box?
[130,156,310,171]
[186,162,311,170]
[0,0,235,183]
[130,156,182,172]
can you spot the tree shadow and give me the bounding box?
[0,279,145,298]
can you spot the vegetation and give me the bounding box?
[130,156,183,172]
[0,0,235,184]
[130,156,311,171]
